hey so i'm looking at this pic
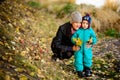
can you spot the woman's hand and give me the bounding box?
[72,45,80,51]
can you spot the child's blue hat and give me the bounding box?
[82,13,92,24]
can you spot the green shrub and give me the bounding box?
[27,1,41,8]
[105,28,119,37]
[57,3,77,18]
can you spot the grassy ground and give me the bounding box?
[0,0,120,80]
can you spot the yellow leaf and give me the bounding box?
[16,27,20,32]
[0,41,4,45]
[73,38,82,46]
[37,69,45,78]
[15,68,24,72]
[4,75,11,80]
[19,74,28,80]
[41,38,46,43]
[8,57,13,62]
[30,72,35,76]
[62,71,67,76]
[2,56,8,60]
[20,51,27,56]
[37,69,41,74]
[20,19,25,25]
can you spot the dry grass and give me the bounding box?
[103,0,119,11]
[93,9,120,32]
[76,4,120,32]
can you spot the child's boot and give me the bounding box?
[84,67,92,77]
[77,71,85,78]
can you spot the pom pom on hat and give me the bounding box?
[70,11,82,23]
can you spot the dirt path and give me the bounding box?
[93,37,120,59]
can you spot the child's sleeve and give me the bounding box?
[90,27,97,44]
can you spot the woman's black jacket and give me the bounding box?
[51,22,74,53]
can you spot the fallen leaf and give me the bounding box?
[4,75,11,80]
[30,72,35,76]
[19,74,28,80]
[15,68,24,72]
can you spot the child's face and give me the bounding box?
[82,20,89,29]
[72,22,81,30]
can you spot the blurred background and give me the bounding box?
[25,0,120,33]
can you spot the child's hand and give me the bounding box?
[72,45,80,51]
[87,37,92,44]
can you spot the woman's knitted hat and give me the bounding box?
[70,11,82,23]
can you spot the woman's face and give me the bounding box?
[72,22,81,30]
[82,20,89,29]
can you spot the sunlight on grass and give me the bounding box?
[103,0,119,11]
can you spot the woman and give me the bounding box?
[51,11,82,61]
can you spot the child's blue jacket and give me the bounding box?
[71,27,97,48]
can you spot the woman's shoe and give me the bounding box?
[51,54,57,61]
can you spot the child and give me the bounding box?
[71,14,97,77]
